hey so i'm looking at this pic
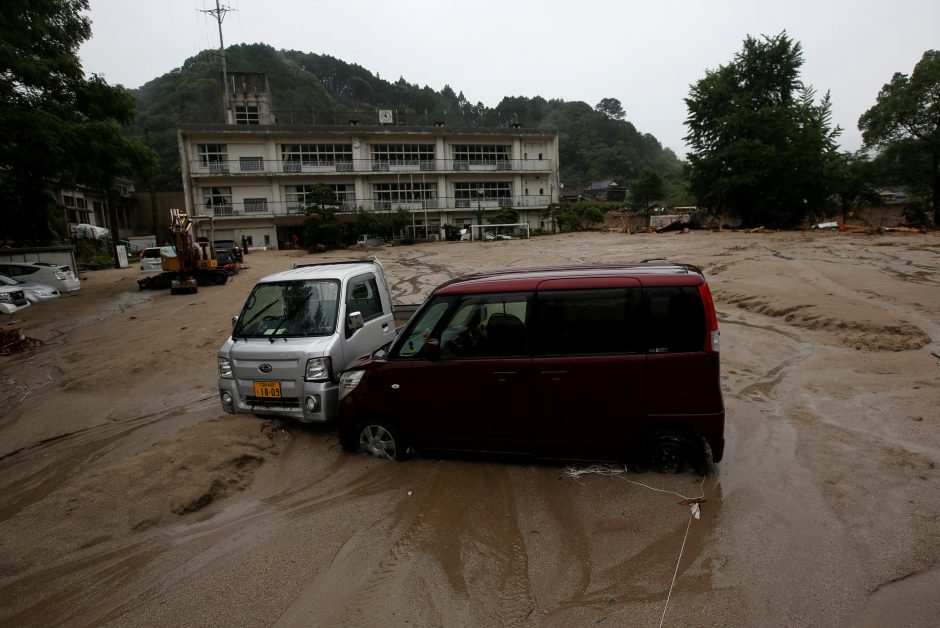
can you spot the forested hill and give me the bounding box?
[132,43,684,195]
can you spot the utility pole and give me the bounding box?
[200,0,233,121]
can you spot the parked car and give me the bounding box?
[213,240,243,262]
[217,259,396,422]
[139,246,175,272]
[0,262,80,293]
[215,248,238,275]
[0,286,31,314]
[338,263,725,474]
[0,273,60,302]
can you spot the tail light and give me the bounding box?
[698,283,719,353]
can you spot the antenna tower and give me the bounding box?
[200,0,234,118]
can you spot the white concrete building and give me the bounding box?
[177,79,559,249]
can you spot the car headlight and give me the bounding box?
[339,370,365,400]
[304,357,332,382]
[218,357,233,379]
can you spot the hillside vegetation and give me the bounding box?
[131,43,685,201]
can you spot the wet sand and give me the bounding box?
[0,230,938,626]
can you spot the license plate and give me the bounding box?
[253,381,282,398]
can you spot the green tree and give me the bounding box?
[490,206,519,224]
[595,98,626,120]
[582,206,605,226]
[858,50,940,225]
[831,151,882,223]
[684,32,841,228]
[0,0,158,245]
[630,168,665,213]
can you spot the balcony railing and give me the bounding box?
[189,158,553,176]
[191,195,553,218]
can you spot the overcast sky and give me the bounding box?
[78,0,939,157]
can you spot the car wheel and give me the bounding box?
[633,427,705,475]
[356,420,409,461]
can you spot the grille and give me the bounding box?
[246,396,301,409]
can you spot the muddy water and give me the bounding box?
[0,232,938,626]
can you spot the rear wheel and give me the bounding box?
[633,427,705,475]
[355,420,409,461]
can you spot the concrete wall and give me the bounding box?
[0,246,78,274]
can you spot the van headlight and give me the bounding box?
[339,370,365,400]
[218,357,233,379]
[305,357,332,382]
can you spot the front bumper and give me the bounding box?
[218,378,339,423]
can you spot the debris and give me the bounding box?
[811,221,839,230]
[0,326,41,355]
[745,226,773,234]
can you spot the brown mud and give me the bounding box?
[0,230,938,626]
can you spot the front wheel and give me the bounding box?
[355,420,409,461]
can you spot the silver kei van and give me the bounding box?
[217,259,396,422]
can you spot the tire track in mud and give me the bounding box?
[0,541,165,626]
[0,392,218,522]
[278,462,537,626]
[721,318,813,402]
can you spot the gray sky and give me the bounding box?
[78,0,939,157]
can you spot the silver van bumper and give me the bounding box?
[218,378,339,423]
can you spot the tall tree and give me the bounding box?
[858,50,940,225]
[595,98,626,120]
[630,168,665,227]
[0,0,157,245]
[684,32,841,228]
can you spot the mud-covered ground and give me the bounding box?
[1,230,938,627]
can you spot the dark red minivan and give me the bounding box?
[337,263,724,473]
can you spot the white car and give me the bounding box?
[139,246,175,272]
[0,262,80,293]
[0,285,31,314]
[0,273,60,302]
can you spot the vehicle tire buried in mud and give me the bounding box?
[347,418,410,461]
[632,426,706,475]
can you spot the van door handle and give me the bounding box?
[493,371,517,382]
[541,370,567,381]
[382,323,390,332]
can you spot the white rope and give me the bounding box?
[563,464,707,626]
[660,512,694,628]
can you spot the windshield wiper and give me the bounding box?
[266,300,312,341]
[236,299,278,336]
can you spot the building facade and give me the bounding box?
[177,72,559,249]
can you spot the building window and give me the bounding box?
[240,156,264,172]
[454,182,512,207]
[283,184,355,213]
[372,182,437,210]
[370,144,435,165]
[63,195,75,207]
[243,198,268,213]
[203,187,233,215]
[281,144,353,169]
[198,144,229,172]
[234,104,260,125]
[452,144,511,165]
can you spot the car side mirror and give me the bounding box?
[231,315,238,330]
[347,311,364,336]
[424,338,440,361]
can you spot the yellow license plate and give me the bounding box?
[253,381,282,398]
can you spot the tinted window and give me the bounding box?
[346,275,383,321]
[645,286,706,353]
[395,298,452,357]
[440,294,529,359]
[536,288,642,355]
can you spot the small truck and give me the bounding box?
[217,258,404,422]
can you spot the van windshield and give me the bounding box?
[234,280,340,338]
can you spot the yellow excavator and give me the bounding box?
[137,209,228,293]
